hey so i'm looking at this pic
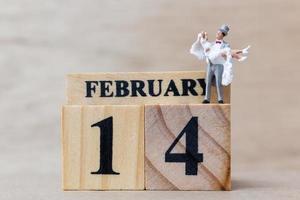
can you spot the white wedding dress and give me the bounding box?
[190,34,250,86]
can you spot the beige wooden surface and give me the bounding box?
[145,104,230,190]
[67,72,230,104]
[1,0,300,199]
[62,105,144,190]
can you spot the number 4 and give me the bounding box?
[165,117,203,175]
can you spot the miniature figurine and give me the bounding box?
[190,24,250,103]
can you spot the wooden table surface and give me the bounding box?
[0,0,300,199]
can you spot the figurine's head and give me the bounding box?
[216,24,229,40]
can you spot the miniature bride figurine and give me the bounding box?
[190,24,250,103]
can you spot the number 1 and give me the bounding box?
[91,116,120,175]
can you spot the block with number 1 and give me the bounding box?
[61,105,144,190]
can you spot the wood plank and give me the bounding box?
[66,71,230,105]
[145,104,231,190]
[61,105,144,190]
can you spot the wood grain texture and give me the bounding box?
[145,104,231,190]
[61,105,144,190]
[67,71,230,105]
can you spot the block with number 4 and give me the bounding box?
[145,104,231,190]
[61,105,144,190]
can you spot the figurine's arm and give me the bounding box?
[231,50,242,59]
[190,31,212,60]
[199,32,211,50]
[190,33,206,60]
[232,45,250,55]
[231,46,251,61]
[217,44,231,61]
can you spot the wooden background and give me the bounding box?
[0,0,300,199]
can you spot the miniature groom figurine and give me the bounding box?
[201,25,230,104]
[190,25,250,104]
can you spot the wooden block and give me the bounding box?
[61,105,144,190]
[67,71,230,105]
[145,104,231,190]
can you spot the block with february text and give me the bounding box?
[66,71,230,105]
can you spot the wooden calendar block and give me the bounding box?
[61,105,144,190]
[66,71,230,105]
[145,104,231,190]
